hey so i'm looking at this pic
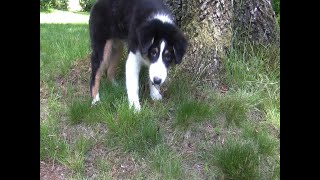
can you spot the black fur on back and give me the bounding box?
[89,0,187,64]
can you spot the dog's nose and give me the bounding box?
[153,77,162,85]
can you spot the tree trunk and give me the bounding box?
[164,0,279,87]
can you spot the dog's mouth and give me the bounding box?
[151,82,161,89]
[151,82,159,86]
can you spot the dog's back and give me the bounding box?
[89,0,172,42]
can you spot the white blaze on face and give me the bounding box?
[149,41,167,85]
[153,13,173,24]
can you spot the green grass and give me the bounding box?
[40,10,279,179]
[94,157,112,174]
[63,151,85,174]
[272,0,280,25]
[104,99,163,154]
[40,8,53,13]
[212,92,250,126]
[93,161,113,180]
[68,99,92,124]
[223,41,280,129]
[149,144,184,179]
[61,136,93,175]
[264,97,280,128]
[209,138,260,180]
[41,86,68,161]
[165,75,191,101]
[40,23,89,81]
[242,123,278,156]
[40,118,68,161]
[68,82,163,154]
[74,135,93,155]
[175,99,213,127]
[68,80,128,124]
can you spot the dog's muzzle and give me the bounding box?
[153,77,162,85]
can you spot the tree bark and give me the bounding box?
[164,0,279,87]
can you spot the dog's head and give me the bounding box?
[137,20,188,85]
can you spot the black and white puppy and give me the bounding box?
[89,0,187,111]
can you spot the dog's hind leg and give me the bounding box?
[106,39,123,85]
[90,39,113,105]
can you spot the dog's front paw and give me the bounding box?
[134,103,141,112]
[150,91,162,101]
[129,99,141,112]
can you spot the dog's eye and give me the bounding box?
[150,49,157,57]
[164,54,172,61]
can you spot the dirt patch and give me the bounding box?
[59,123,108,144]
[266,123,280,139]
[40,161,70,180]
[247,109,265,122]
[161,119,223,179]
[41,56,92,122]
[67,57,91,93]
[55,56,91,100]
[84,142,109,179]
[58,122,111,178]
[160,115,244,179]
[84,146,147,179]
[107,150,146,179]
[246,109,280,139]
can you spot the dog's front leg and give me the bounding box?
[149,81,162,100]
[126,52,141,111]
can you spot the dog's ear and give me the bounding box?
[137,23,155,54]
[172,29,188,64]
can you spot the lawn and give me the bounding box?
[40,10,280,179]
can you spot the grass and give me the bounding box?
[242,122,278,156]
[103,99,163,154]
[272,0,280,25]
[40,23,89,81]
[149,144,184,179]
[40,117,68,161]
[175,99,213,127]
[40,85,68,162]
[61,136,93,175]
[212,92,251,126]
[68,100,92,124]
[40,10,280,179]
[209,138,260,180]
[223,41,280,129]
